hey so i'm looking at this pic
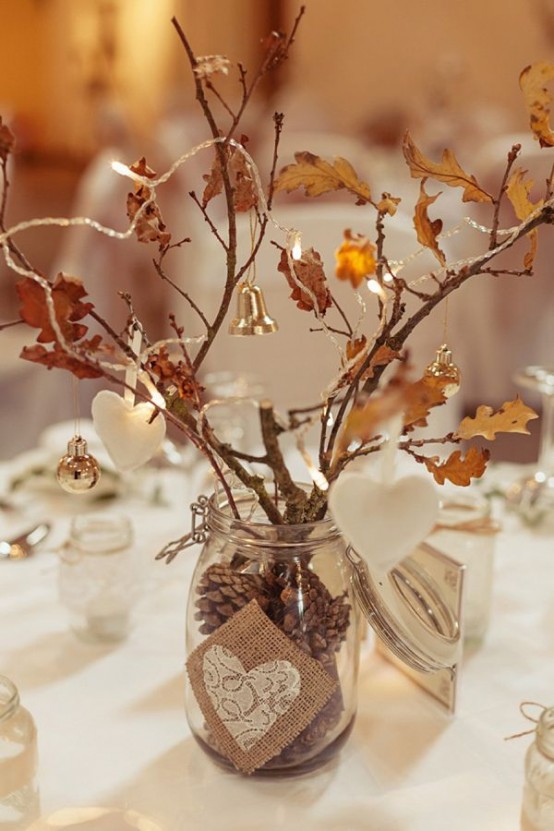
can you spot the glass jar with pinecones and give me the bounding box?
[184,488,360,776]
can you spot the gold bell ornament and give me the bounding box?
[424,344,462,398]
[56,435,101,494]
[228,282,278,336]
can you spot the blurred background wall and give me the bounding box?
[0,0,552,457]
[1,0,552,162]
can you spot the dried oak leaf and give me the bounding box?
[455,397,539,441]
[277,247,332,314]
[506,167,543,270]
[403,132,493,203]
[335,230,376,288]
[519,61,554,147]
[413,180,445,266]
[361,344,401,382]
[422,446,490,486]
[126,158,171,248]
[20,337,104,379]
[202,138,257,212]
[274,151,372,203]
[0,118,15,162]
[16,273,93,344]
[403,374,448,431]
[339,363,411,449]
[145,345,203,408]
[376,192,402,215]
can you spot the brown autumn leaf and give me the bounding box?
[519,61,554,147]
[20,337,104,379]
[403,132,493,203]
[16,273,93,344]
[376,192,402,215]
[202,138,257,212]
[413,180,446,266]
[506,167,543,270]
[403,374,448,431]
[338,362,411,450]
[274,151,372,203]
[277,247,332,314]
[335,230,376,288]
[455,397,539,441]
[0,118,15,162]
[360,344,401,382]
[421,446,490,486]
[145,345,204,408]
[126,157,171,248]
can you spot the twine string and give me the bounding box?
[505,701,546,741]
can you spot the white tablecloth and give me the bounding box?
[1,458,553,831]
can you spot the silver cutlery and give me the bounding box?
[0,523,51,560]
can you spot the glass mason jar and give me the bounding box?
[185,490,360,777]
[0,676,40,829]
[58,512,138,643]
[521,707,554,831]
[426,495,497,643]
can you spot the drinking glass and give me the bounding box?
[506,366,554,526]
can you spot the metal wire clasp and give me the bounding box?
[155,494,210,563]
[190,494,210,544]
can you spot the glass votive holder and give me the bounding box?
[426,494,498,644]
[58,513,138,643]
[0,675,40,829]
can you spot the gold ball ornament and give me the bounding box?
[56,436,101,494]
[424,344,462,398]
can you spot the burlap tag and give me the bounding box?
[186,599,338,774]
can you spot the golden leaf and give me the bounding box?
[346,335,368,363]
[422,447,490,486]
[403,374,447,431]
[361,344,400,382]
[455,397,539,441]
[274,152,372,203]
[402,132,493,203]
[519,61,554,147]
[413,181,445,266]
[335,230,376,288]
[339,363,410,449]
[376,192,401,215]
[506,167,543,270]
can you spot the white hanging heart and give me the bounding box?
[203,645,301,752]
[91,390,166,472]
[328,471,439,574]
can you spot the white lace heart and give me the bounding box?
[203,645,301,752]
[91,390,166,472]
[328,472,439,574]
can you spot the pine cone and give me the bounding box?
[194,562,270,634]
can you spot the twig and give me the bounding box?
[152,255,210,329]
[490,144,521,249]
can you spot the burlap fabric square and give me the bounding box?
[186,599,339,774]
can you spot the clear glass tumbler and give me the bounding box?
[58,513,138,643]
[0,675,40,829]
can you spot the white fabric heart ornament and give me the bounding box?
[328,471,439,574]
[91,390,166,472]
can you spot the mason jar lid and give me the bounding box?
[347,542,462,672]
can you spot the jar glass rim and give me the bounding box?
[207,488,340,546]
